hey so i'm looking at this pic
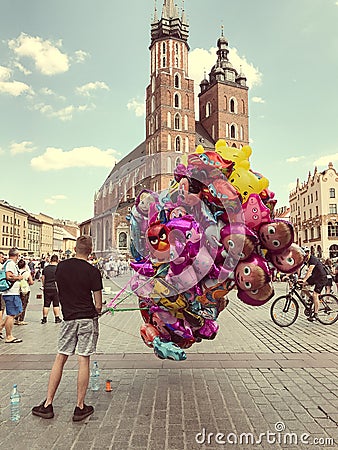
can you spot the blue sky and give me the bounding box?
[1,0,338,223]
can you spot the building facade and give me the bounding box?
[289,162,338,259]
[0,200,29,255]
[92,0,249,258]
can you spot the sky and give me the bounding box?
[1,0,338,223]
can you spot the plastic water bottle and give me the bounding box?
[90,361,100,391]
[10,384,21,422]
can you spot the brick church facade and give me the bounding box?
[91,0,249,258]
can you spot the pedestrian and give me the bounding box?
[41,254,62,324]
[0,248,24,343]
[0,251,6,339]
[32,235,103,421]
[334,263,338,293]
[14,258,34,325]
[324,258,334,295]
[28,258,35,279]
[299,247,328,322]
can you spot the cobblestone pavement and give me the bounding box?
[0,277,337,450]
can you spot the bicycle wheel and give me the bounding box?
[317,294,338,325]
[270,295,299,327]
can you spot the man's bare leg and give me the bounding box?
[76,355,90,409]
[44,353,68,407]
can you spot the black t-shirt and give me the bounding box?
[307,255,327,280]
[55,258,103,321]
[42,264,57,291]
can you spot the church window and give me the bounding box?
[168,134,172,150]
[175,57,179,67]
[330,188,335,198]
[175,136,181,152]
[230,98,237,113]
[174,113,180,130]
[162,57,166,67]
[174,74,180,88]
[185,137,189,153]
[118,232,127,250]
[174,93,180,108]
[175,157,181,167]
[162,42,166,54]
[230,124,236,139]
[184,115,188,130]
[206,102,212,117]
[240,126,244,140]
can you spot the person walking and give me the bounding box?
[32,235,103,421]
[0,248,23,343]
[14,258,34,325]
[41,254,62,324]
[324,258,334,295]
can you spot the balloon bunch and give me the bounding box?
[127,139,304,360]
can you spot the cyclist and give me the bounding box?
[299,247,327,322]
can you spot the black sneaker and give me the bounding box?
[32,401,54,419]
[55,317,62,324]
[41,317,47,324]
[72,404,94,422]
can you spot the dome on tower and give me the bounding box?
[217,35,228,47]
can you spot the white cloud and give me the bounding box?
[40,87,66,101]
[127,98,145,117]
[0,80,32,96]
[44,194,67,205]
[8,33,69,75]
[32,102,95,120]
[76,81,109,97]
[314,153,338,167]
[74,50,89,63]
[0,66,12,81]
[10,141,36,155]
[13,61,32,75]
[0,147,4,155]
[31,146,119,171]
[252,96,265,103]
[286,156,306,163]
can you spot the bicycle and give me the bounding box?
[270,277,338,327]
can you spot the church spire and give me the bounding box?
[151,0,189,45]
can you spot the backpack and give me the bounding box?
[19,271,30,294]
[0,261,14,292]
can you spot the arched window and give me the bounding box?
[167,111,171,128]
[174,74,180,88]
[175,136,181,152]
[230,124,236,139]
[118,232,127,250]
[105,220,110,250]
[174,113,180,130]
[184,115,188,130]
[330,188,335,198]
[229,97,237,113]
[240,125,244,140]
[174,93,180,108]
[175,157,181,167]
[185,137,189,153]
[162,57,166,67]
[150,116,155,134]
[162,42,166,54]
[206,102,212,117]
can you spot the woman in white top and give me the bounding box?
[14,259,34,325]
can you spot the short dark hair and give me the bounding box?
[51,254,59,263]
[18,259,26,269]
[76,235,92,255]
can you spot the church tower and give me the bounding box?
[198,29,249,148]
[145,0,196,191]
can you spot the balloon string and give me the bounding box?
[102,262,168,316]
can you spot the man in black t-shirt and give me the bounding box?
[300,247,327,321]
[32,236,103,422]
[41,254,61,324]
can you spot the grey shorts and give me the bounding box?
[58,317,99,357]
